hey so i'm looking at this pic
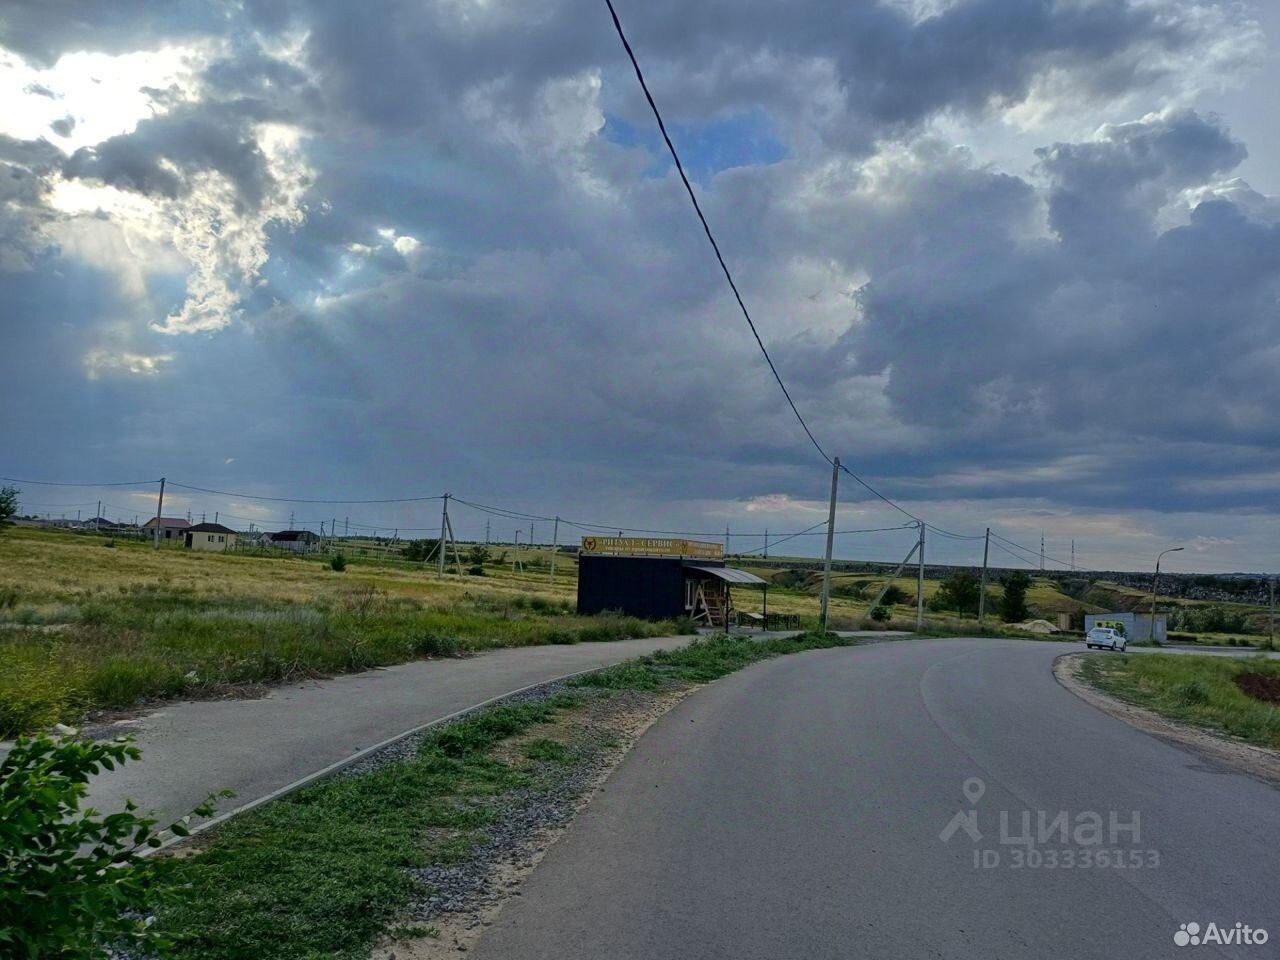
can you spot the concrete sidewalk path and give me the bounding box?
[82,634,702,827]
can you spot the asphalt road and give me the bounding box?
[80,633,708,827]
[475,639,1279,960]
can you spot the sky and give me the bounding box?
[2,0,1279,575]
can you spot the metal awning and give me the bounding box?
[684,565,767,585]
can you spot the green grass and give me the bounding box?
[572,630,853,691]
[155,697,577,959]
[1080,653,1280,748]
[151,632,853,959]
[0,529,692,736]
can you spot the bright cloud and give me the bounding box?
[0,45,207,152]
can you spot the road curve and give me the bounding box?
[475,638,1279,960]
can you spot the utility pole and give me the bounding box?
[1149,546,1184,644]
[530,521,535,551]
[978,527,991,624]
[1040,532,1045,571]
[289,510,295,530]
[513,530,521,574]
[485,518,491,545]
[153,478,166,549]
[725,526,730,558]
[1270,577,1275,650]
[763,529,768,560]
[96,500,101,530]
[331,517,336,544]
[438,494,450,578]
[916,522,926,631]
[550,516,559,583]
[1071,539,1075,570]
[819,457,840,631]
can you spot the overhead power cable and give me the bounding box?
[988,539,1042,568]
[602,2,998,539]
[167,481,445,505]
[990,531,1077,570]
[602,0,831,465]
[1,475,161,487]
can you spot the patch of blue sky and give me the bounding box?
[604,109,785,180]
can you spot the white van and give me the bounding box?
[1085,626,1127,651]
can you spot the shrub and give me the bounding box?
[933,571,982,616]
[869,605,890,623]
[0,485,18,526]
[412,633,461,658]
[999,571,1031,623]
[468,564,485,576]
[880,584,907,607]
[329,553,347,572]
[0,734,216,959]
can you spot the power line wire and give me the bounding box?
[602,2,996,539]
[167,481,445,505]
[602,0,831,465]
[990,531,1076,570]
[2,475,160,487]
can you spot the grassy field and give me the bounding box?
[0,528,689,737]
[147,631,856,960]
[1080,653,1280,748]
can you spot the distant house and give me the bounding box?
[142,517,191,540]
[184,522,237,552]
[266,529,322,552]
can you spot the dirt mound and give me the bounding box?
[1013,618,1059,634]
[1234,672,1280,704]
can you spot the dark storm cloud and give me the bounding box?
[0,0,223,65]
[64,102,280,206]
[0,135,60,270]
[267,0,1215,151]
[846,110,1280,469]
[2,0,1278,564]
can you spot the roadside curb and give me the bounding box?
[1052,652,1280,788]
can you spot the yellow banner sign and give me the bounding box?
[580,536,724,560]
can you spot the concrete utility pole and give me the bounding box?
[916,522,926,631]
[1149,546,1184,644]
[819,457,840,631]
[485,519,491,545]
[978,527,991,624]
[438,494,450,578]
[96,501,101,531]
[763,529,768,560]
[725,526,731,557]
[1071,539,1075,570]
[1040,532,1045,571]
[1269,577,1275,650]
[550,517,559,583]
[153,477,166,549]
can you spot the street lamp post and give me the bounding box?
[1149,547,1184,644]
